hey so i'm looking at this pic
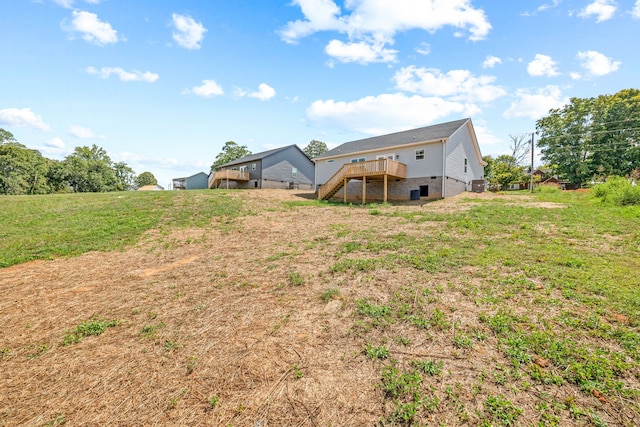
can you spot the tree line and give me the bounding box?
[484,88,639,189]
[209,140,328,172]
[0,129,157,195]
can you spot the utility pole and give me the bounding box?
[530,132,535,193]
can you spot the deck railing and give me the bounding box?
[317,158,406,200]
[209,170,250,188]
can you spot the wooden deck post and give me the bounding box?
[383,174,388,203]
[343,178,347,203]
[362,176,366,204]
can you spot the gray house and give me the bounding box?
[208,144,315,190]
[315,118,486,203]
[172,172,208,190]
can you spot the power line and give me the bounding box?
[537,125,640,141]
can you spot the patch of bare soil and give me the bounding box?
[0,190,629,426]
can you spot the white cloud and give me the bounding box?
[527,54,560,77]
[504,86,568,120]
[633,1,640,18]
[53,0,75,7]
[186,80,224,97]
[281,0,491,64]
[248,83,276,101]
[538,0,561,12]
[576,50,620,76]
[0,108,51,131]
[415,42,431,56]
[482,55,502,69]
[64,10,119,45]
[53,0,102,7]
[393,66,506,103]
[45,137,66,149]
[69,125,105,139]
[307,93,472,135]
[473,123,502,146]
[578,0,617,22]
[325,39,397,63]
[171,14,207,50]
[86,66,159,82]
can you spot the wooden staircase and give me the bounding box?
[317,158,407,201]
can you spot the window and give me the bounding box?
[351,157,366,163]
[292,167,297,178]
[377,154,394,160]
[415,149,425,160]
[251,163,256,171]
[464,158,468,173]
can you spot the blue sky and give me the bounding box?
[2,0,639,187]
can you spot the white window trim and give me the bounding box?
[415,149,425,160]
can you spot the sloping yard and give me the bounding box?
[0,189,639,426]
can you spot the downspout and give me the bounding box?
[441,139,447,198]
[314,159,317,194]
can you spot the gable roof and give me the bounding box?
[315,118,471,160]
[173,172,207,180]
[218,144,309,169]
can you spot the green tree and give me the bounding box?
[0,129,52,195]
[63,145,118,192]
[303,140,328,158]
[1,128,17,144]
[135,171,158,187]
[211,141,251,172]
[113,162,136,191]
[536,88,640,184]
[484,154,527,190]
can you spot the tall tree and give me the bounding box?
[536,89,640,184]
[63,145,118,192]
[113,162,136,191]
[484,154,527,190]
[303,140,328,158]
[1,128,17,144]
[0,130,51,195]
[211,141,251,172]
[509,133,531,166]
[135,171,158,187]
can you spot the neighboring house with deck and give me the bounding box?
[172,172,208,190]
[315,118,485,202]
[208,144,315,190]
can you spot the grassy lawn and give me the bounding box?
[0,190,244,268]
[1,188,639,426]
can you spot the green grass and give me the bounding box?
[2,188,639,425]
[62,317,119,346]
[0,190,244,268]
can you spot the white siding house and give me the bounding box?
[315,118,485,201]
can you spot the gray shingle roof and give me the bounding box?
[315,118,470,160]
[218,145,298,168]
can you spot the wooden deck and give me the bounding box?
[208,170,250,189]
[317,159,407,203]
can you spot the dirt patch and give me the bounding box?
[0,189,632,426]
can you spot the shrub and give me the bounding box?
[593,176,640,206]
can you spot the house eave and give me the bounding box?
[315,138,447,162]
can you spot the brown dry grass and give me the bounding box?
[0,190,634,426]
